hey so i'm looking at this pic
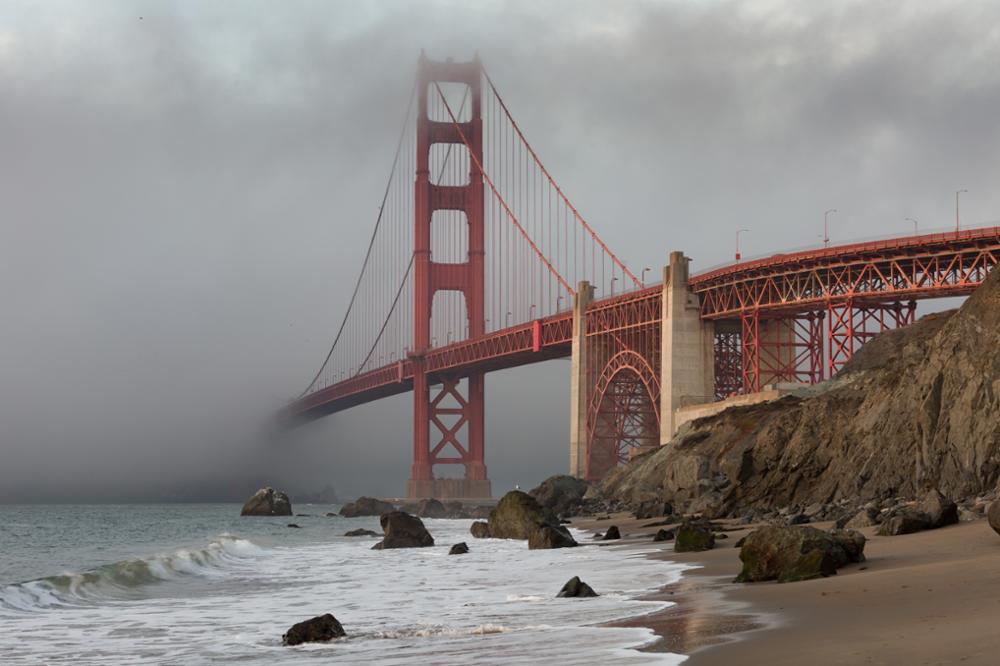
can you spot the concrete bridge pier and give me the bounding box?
[659,251,715,443]
[568,280,595,478]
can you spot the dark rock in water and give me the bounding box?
[325,512,337,517]
[344,528,379,537]
[876,507,932,536]
[918,489,959,529]
[653,528,674,542]
[448,542,469,555]
[287,523,301,529]
[592,532,603,539]
[601,525,621,540]
[674,519,715,552]
[371,511,434,550]
[282,613,346,646]
[487,490,557,540]
[296,514,312,517]
[529,475,591,517]
[240,487,293,516]
[339,497,395,518]
[470,521,492,539]
[414,498,449,519]
[556,576,598,598]
[528,524,578,550]
[735,525,865,583]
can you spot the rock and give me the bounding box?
[838,506,879,529]
[443,501,470,519]
[448,542,469,555]
[344,528,379,537]
[601,525,621,540]
[674,519,715,552]
[735,525,865,583]
[653,528,675,542]
[598,268,1000,516]
[240,487,293,516]
[371,511,434,549]
[785,513,810,525]
[829,528,867,563]
[556,576,598,598]
[287,523,301,528]
[528,524,578,550]
[918,489,959,529]
[469,505,493,519]
[339,496,395,518]
[988,500,1000,535]
[414,498,449,519]
[470,521,492,538]
[876,507,932,536]
[714,532,729,540]
[634,500,673,520]
[487,490,557,540]
[282,614,346,646]
[529,475,591,517]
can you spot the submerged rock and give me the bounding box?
[287,523,301,529]
[343,528,379,537]
[371,511,434,550]
[556,576,598,598]
[448,542,469,555]
[282,614,346,646]
[735,525,865,583]
[674,519,715,552]
[470,521,492,539]
[339,497,395,518]
[240,487,292,517]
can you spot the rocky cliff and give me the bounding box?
[601,266,1000,517]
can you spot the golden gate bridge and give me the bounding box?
[280,54,1000,499]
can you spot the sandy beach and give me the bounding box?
[574,513,1000,665]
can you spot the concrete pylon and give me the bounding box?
[660,251,715,441]
[568,280,595,477]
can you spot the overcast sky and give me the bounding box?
[2,0,999,502]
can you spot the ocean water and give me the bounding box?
[0,504,689,665]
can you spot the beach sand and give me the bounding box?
[573,513,1000,665]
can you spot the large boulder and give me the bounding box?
[601,525,621,540]
[470,521,492,539]
[674,519,715,552]
[876,507,932,536]
[735,525,866,583]
[339,496,395,518]
[634,500,673,520]
[528,524,578,550]
[487,490,556,540]
[529,475,591,517]
[241,487,292,516]
[282,614,346,646]
[371,511,434,549]
[918,489,959,529]
[556,576,598,598]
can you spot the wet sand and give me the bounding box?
[573,513,1000,664]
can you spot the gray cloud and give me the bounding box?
[1,1,998,501]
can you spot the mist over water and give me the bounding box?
[3,1,1000,502]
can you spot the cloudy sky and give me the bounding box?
[2,0,998,502]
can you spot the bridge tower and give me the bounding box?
[407,54,491,500]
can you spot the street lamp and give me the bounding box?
[905,217,918,235]
[735,228,749,261]
[823,209,837,247]
[641,267,651,285]
[529,304,536,320]
[505,311,512,326]
[611,276,619,296]
[955,189,968,233]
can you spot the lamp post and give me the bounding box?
[641,267,651,285]
[505,311,512,327]
[611,276,618,296]
[823,209,837,247]
[955,189,968,233]
[905,217,918,235]
[735,228,749,261]
[529,304,536,320]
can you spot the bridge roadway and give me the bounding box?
[284,225,1000,426]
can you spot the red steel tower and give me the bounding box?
[407,54,491,499]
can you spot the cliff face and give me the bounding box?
[601,267,1000,517]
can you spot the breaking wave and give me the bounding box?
[0,535,263,612]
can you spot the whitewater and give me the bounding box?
[0,504,689,664]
